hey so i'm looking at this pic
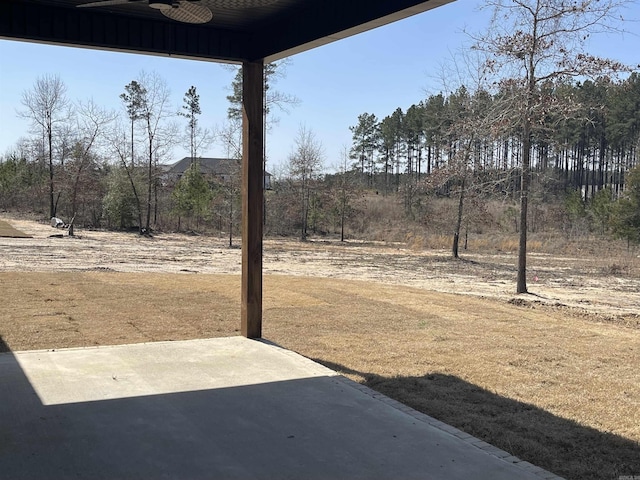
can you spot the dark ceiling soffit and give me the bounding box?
[253,0,455,63]
[0,1,248,63]
[0,0,455,64]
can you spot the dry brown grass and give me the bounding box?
[0,272,241,348]
[1,271,638,480]
[0,219,31,238]
[405,230,640,260]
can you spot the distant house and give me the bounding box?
[163,157,272,189]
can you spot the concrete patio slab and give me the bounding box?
[0,337,562,479]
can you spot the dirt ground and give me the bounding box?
[1,215,639,480]
[1,215,638,320]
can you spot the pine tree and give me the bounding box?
[611,165,640,245]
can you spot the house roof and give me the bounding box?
[168,157,239,175]
[0,0,454,63]
[167,157,271,176]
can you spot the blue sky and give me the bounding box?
[0,0,638,173]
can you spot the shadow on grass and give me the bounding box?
[313,358,640,480]
[0,335,9,353]
[1,337,548,480]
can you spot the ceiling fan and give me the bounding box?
[77,0,214,24]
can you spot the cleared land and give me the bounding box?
[0,215,638,480]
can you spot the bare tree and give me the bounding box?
[67,100,116,235]
[105,119,144,231]
[474,0,634,293]
[214,118,242,247]
[333,146,361,242]
[287,125,324,241]
[18,74,71,218]
[136,71,175,233]
[426,49,499,258]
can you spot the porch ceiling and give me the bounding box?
[0,0,453,63]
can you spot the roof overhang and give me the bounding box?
[0,0,454,63]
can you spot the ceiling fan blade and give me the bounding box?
[210,0,280,7]
[77,0,145,8]
[161,2,213,24]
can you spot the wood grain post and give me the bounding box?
[241,60,264,339]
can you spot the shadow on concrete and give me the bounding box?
[0,337,550,480]
[312,359,640,480]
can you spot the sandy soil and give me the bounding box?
[1,215,638,319]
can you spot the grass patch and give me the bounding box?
[0,220,31,238]
[0,272,638,480]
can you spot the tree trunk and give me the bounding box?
[48,127,55,218]
[153,176,158,226]
[229,194,233,248]
[301,176,308,241]
[131,119,135,170]
[127,119,144,234]
[340,194,346,242]
[146,131,152,234]
[384,152,389,196]
[452,175,466,259]
[516,129,531,294]
[68,215,76,237]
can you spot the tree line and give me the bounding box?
[349,74,640,198]
[1,0,638,294]
[1,67,638,254]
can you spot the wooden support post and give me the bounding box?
[241,60,264,339]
